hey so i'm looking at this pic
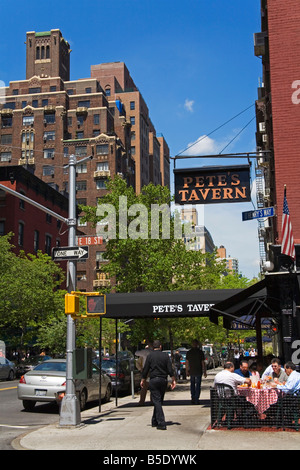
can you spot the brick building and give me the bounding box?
[0,29,170,291]
[0,165,69,277]
[254,0,300,257]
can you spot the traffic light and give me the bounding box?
[65,293,80,316]
[86,294,106,316]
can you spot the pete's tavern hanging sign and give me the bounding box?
[174,165,251,205]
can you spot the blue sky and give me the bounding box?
[0,0,262,278]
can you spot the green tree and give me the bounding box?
[0,234,65,351]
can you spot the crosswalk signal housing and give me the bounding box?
[86,294,106,316]
[65,293,80,316]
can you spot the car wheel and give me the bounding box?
[8,370,15,381]
[79,389,87,411]
[23,400,36,411]
[103,383,112,403]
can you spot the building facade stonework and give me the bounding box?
[0,29,170,291]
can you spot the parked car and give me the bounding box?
[95,356,141,394]
[0,357,16,380]
[202,345,220,368]
[203,351,214,369]
[17,359,112,411]
[16,355,52,378]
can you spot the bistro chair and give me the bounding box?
[281,389,300,431]
[212,383,240,429]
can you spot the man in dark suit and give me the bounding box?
[141,340,176,430]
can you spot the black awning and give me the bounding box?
[209,278,279,329]
[105,288,242,319]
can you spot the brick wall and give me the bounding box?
[268,0,300,243]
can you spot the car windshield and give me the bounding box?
[101,360,117,370]
[34,361,66,372]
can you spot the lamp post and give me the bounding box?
[59,154,92,426]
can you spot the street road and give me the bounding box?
[0,379,59,450]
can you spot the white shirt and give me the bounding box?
[214,369,247,392]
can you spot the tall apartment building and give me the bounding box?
[0,29,170,291]
[254,0,300,262]
[216,245,239,275]
[180,208,215,253]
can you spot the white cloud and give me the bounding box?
[184,98,194,112]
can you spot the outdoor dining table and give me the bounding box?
[237,386,280,418]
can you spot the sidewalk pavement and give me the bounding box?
[13,368,300,451]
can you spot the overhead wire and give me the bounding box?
[175,102,255,157]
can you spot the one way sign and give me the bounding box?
[52,246,89,261]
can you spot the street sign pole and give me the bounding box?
[59,154,81,426]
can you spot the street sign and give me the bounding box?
[77,236,103,246]
[52,246,89,261]
[242,206,274,221]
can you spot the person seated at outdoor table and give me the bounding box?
[214,361,251,393]
[262,358,288,383]
[249,361,261,378]
[271,361,300,395]
[234,360,252,378]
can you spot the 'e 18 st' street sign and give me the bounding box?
[52,246,89,261]
[242,206,274,221]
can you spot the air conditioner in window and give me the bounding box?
[259,122,266,133]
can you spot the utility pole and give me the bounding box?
[59,154,93,427]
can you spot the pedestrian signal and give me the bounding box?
[86,294,106,316]
[65,293,80,316]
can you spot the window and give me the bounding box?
[1,134,12,144]
[76,131,84,139]
[29,87,41,94]
[85,87,92,93]
[12,89,19,95]
[32,100,38,108]
[22,131,34,143]
[0,152,11,162]
[131,146,136,156]
[63,147,69,158]
[77,163,87,173]
[3,102,15,109]
[75,145,87,156]
[21,101,27,108]
[46,45,50,59]
[45,235,52,255]
[130,116,135,126]
[43,148,55,159]
[44,113,55,124]
[50,86,56,92]
[42,99,49,107]
[34,230,39,252]
[67,117,72,126]
[93,114,100,125]
[43,165,54,176]
[78,100,90,108]
[18,222,24,247]
[76,181,87,191]
[22,115,34,126]
[0,221,5,236]
[130,101,135,110]
[77,115,84,126]
[93,129,100,137]
[105,88,111,97]
[66,89,74,95]
[97,161,109,171]
[96,144,109,155]
[44,131,55,141]
[96,180,106,189]
[1,116,12,128]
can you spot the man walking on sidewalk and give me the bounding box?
[186,339,207,404]
[140,340,176,430]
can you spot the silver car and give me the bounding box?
[17,359,112,411]
[0,357,16,380]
